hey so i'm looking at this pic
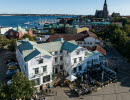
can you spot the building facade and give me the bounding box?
[48,32,101,47]
[65,26,89,34]
[6,26,33,39]
[16,39,106,88]
[0,27,12,35]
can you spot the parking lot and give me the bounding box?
[0,50,17,83]
[0,50,8,83]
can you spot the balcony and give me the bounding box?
[29,72,47,79]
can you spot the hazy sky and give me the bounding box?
[0,0,129,15]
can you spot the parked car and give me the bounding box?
[7,62,18,67]
[7,80,12,85]
[8,66,18,70]
[4,59,16,64]
[6,69,19,79]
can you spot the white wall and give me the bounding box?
[76,37,100,47]
[0,27,12,35]
[28,54,53,85]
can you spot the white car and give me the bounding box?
[7,62,18,67]
[7,80,12,85]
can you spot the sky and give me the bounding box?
[0,0,130,15]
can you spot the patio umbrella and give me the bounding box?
[66,75,77,82]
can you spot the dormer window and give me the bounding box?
[76,50,80,55]
[38,59,43,64]
[55,51,58,55]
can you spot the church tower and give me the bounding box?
[103,0,109,18]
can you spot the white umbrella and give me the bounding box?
[66,75,77,82]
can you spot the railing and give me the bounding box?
[29,72,48,79]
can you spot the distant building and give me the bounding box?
[95,0,109,18]
[6,26,33,39]
[0,27,12,35]
[91,22,111,32]
[48,31,101,47]
[111,12,120,17]
[65,25,89,34]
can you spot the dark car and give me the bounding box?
[6,69,19,79]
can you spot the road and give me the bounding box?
[46,45,130,100]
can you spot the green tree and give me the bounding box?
[9,72,35,99]
[123,24,130,35]
[49,29,56,34]
[22,34,34,41]
[0,72,35,100]
[0,83,7,99]
[7,39,17,52]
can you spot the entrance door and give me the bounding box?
[55,67,58,74]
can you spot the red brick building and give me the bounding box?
[6,26,33,39]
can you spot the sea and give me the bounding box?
[0,16,75,28]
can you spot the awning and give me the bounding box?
[66,75,77,82]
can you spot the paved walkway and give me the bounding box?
[46,45,130,100]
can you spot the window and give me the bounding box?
[60,51,62,54]
[90,42,92,45]
[55,57,58,63]
[87,42,89,44]
[42,66,47,72]
[76,50,80,55]
[60,56,63,61]
[60,65,63,70]
[55,51,58,55]
[74,58,77,63]
[43,75,50,83]
[79,66,82,71]
[73,67,77,72]
[79,57,82,62]
[33,78,40,85]
[38,59,43,64]
[35,68,39,74]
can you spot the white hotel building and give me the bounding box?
[16,38,106,87]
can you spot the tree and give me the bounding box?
[9,72,35,99]
[49,29,56,34]
[7,39,17,52]
[0,83,7,99]
[22,34,34,41]
[123,24,130,35]
[0,72,35,100]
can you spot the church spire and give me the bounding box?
[103,0,109,18]
[105,0,107,4]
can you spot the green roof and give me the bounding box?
[17,39,78,62]
[91,22,110,25]
[61,41,78,53]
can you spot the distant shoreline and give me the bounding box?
[0,14,78,16]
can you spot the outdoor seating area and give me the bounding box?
[63,66,117,97]
[42,66,117,97]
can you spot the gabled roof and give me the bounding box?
[61,41,78,53]
[48,31,98,42]
[17,39,79,62]
[17,40,52,62]
[86,45,106,56]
